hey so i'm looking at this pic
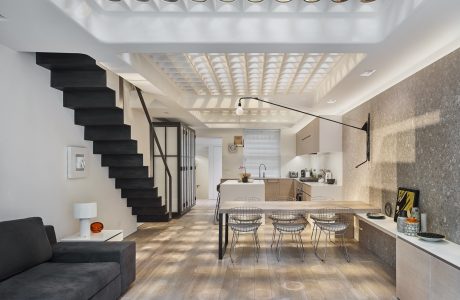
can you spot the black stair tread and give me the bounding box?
[101,154,144,167]
[127,197,163,208]
[36,53,100,70]
[93,140,138,155]
[137,213,171,222]
[85,125,131,141]
[132,206,167,216]
[116,178,154,189]
[121,188,157,199]
[109,166,148,179]
[64,89,116,109]
[51,69,107,91]
[75,108,124,126]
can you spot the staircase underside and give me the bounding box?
[36,52,170,222]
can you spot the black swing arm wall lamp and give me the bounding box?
[236,97,370,168]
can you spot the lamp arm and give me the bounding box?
[238,97,365,132]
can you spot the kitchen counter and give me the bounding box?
[220,179,265,202]
[254,177,341,187]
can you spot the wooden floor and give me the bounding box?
[123,200,396,300]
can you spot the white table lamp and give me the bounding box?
[73,202,97,238]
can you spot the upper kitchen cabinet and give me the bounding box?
[296,116,342,155]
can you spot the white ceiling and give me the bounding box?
[1,0,460,129]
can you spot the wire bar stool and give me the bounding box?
[313,208,353,262]
[213,183,222,224]
[272,210,308,262]
[228,207,263,263]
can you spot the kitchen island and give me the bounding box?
[220,179,265,202]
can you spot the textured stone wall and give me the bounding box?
[343,48,460,244]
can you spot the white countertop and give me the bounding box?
[253,177,342,187]
[221,179,264,185]
[356,213,460,269]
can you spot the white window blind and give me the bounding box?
[243,129,281,178]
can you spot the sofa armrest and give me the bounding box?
[44,225,57,245]
[51,241,135,293]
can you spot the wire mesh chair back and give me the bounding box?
[272,210,307,232]
[229,207,263,224]
[270,210,305,224]
[313,207,352,233]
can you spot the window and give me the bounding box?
[243,129,280,178]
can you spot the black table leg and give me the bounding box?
[218,212,229,260]
[219,212,223,259]
[225,213,229,249]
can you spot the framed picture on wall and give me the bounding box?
[67,146,88,179]
[394,187,420,222]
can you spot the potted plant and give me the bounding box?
[239,166,250,183]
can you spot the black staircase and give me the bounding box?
[36,52,170,222]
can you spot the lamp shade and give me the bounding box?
[73,203,97,219]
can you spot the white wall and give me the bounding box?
[195,154,209,200]
[0,46,138,239]
[309,152,343,185]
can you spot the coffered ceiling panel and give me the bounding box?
[92,0,386,14]
[149,52,351,96]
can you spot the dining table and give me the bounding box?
[217,200,380,259]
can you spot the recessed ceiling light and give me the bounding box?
[361,0,376,2]
[276,0,292,2]
[327,99,337,104]
[304,0,320,2]
[136,0,150,2]
[247,0,264,2]
[331,0,348,2]
[360,69,376,77]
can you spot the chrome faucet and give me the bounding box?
[259,164,267,178]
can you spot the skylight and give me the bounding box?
[149,52,348,96]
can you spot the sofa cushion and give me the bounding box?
[0,262,121,300]
[0,217,52,281]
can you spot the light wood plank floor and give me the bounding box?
[123,200,396,300]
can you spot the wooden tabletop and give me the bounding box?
[219,200,380,214]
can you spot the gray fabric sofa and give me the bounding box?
[0,217,136,300]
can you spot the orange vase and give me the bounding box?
[90,222,104,233]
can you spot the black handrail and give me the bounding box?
[135,87,173,219]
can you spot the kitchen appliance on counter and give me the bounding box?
[299,177,318,182]
[300,169,311,178]
[288,171,298,178]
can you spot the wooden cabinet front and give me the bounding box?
[264,179,280,201]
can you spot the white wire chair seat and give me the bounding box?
[230,222,261,233]
[274,222,307,233]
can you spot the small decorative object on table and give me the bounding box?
[366,212,386,219]
[91,221,104,233]
[417,232,445,242]
[404,217,420,236]
[384,202,392,217]
[397,210,408,233]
